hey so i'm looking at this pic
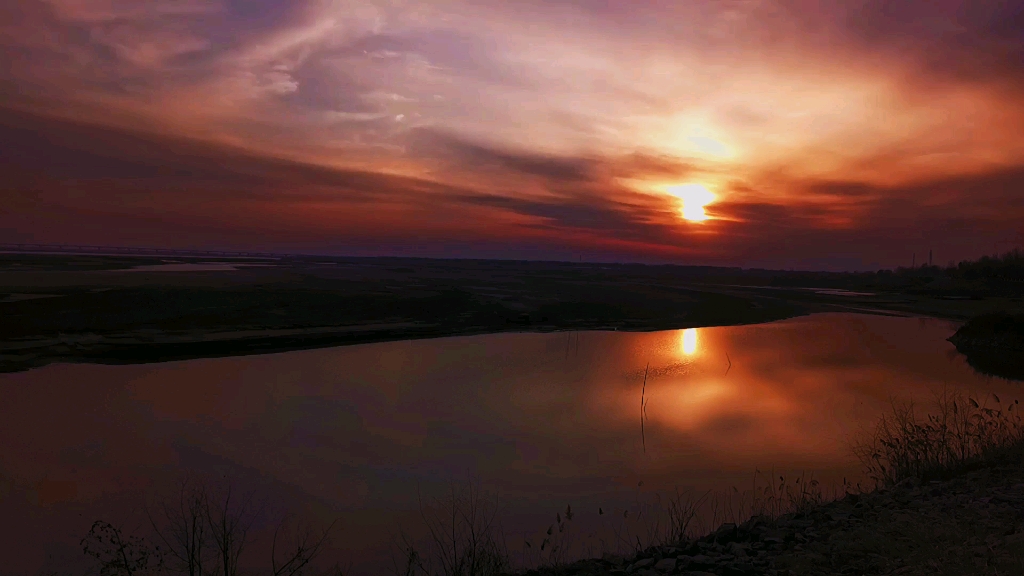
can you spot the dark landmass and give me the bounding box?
[2,251,1022,374]
[949,312,1024,381]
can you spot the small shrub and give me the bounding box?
[81,521,162,576]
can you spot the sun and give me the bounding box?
[667,183,716,222]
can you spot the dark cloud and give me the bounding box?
[842,0,1024,84]
[408,129,596,182]
[406,132,704,242]
[702,165,1024,268]
[455,192,671,241]
[0,106,463,201]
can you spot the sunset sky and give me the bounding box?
[2,0,1024,269]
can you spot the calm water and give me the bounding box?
[0,313,1017,574]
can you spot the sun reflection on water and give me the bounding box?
[681,328,698,355]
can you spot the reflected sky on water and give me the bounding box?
[0,313,1015,574]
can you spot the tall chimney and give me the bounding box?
[912,253,916,268]
[929,250,933,266]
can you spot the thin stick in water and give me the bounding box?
[641,362,649,454]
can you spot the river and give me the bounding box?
[0,313,1016,574]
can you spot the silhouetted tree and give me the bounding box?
[205,482,259,576]
[148,476,208,576]
[271,516,339,576]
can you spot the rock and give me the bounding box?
[689,554,712,567]
[628,558,655,573]
[654,558,676,572]
[714,522,740,543]
[728,542,750,557]
[682,572,717,576]
[724,562,758,575]
[603,554,626,566]
[680,542,702,555]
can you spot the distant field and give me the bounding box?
[1,253,1020,373]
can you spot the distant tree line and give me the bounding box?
[945,249,1024,282]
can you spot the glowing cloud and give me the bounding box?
[687,136,731,158]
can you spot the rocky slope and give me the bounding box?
[516,463,1024,576]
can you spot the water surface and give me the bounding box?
[0,313,1015,574]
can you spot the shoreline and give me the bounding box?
[0,302,978,374]
[514,462,1024,576]
[947,312,1024,382]
[0,310,814,373]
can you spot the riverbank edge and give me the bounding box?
[1,310,815,373]
[0,299,937,374]
[512,454,1024,576]
[947,312,1024,381]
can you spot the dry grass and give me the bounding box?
[516,504,584,568]
[513,472,840,568]
[392,480,511,576]
[717,469,845,527]
[855,389,1024,487]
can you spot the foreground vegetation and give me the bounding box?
[77,479,342,576]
